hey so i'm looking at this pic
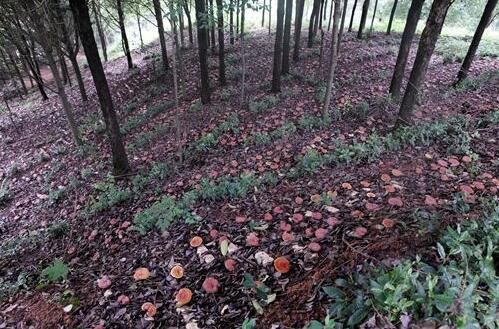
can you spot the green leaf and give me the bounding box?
[41,259,69,282]
[251,299,264,314]
[243,273,256,288]
[308,320,324,329]
[323,286,345,300]
[241,318,256,329]
[437,242,446,259]
[220,239,229,256]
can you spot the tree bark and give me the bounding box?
[386,0,399,35]
[369,0,378,34]
[323,0,341,114]
[348,0,358,32]
[454,0,498,85]
[308,0,321,47]
[216,0,226,85]
[271,0,285,92]
[281,0,293,74]
[357,0,369,39]
[292,0,305,61]
[397,0,453,126]
[6,50,27,95]
[262,0,266,26]
[389,0,424,100]
[92,0,108,62]
[116,0,133,69]
[153,0,170,71]
[136,12,144,49]
[179,5,186,48]
[195,0,211,103]
[236,0,240,35]
[70,0,130,175]
[269,0,272,34]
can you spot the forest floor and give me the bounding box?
[0,31,498,329]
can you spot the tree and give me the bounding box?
[337,0,348,53]
[348,0,358,32]
[116,0,133,69]
[389,0,425,100]
[357,0,370,39]
[271,0,285,92]
[369,0,378,34]
[70,0,129,175]
[209,0,216,53]
[92,0,108,62]
[386,0,399,35]
[323,0,341,114]
[397,0,454,126]
[153,0,170,71]
[281,0,293,74]
[308,0,321,47]
[216,0,226,85]
[454,0,498,85]
[292,0,305,61]
[229,0,235,44]
[195,0,211,103]
[182,0,194,45]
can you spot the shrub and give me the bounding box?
[298,114,331,130]
[249,95,279,114]
[85,183,132,216]
[41,259,69,282]
[0,179,10,207]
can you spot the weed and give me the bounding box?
[298,114,331,130]
[84,182,132,216]
[249,95,280,114]
[41,259,69,282]
[0,178,10,207]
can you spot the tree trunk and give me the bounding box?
[179,6,186,48]
[70,0,129,175]
[195,0,211,103]
[216,0,226,85]
[319,0,325,30]
[454,0,498,85]
[369,0,378,34]
[386,0,399,35]
[269,0,272,34]
[327,0,334,30]
[397,0,452,126]
[323,0,341,114]
[6,51,27,95]
[292,0,305,61]
[357,0,369,39]
[236,0,240,35]
[153,0,170,71]
[230,0,235,44]
[116,0,133,69]
[337,0,348,53]
[20,56,34,88]
[69,55,88,102]
[262,0,266,26]
[210,0,216,52]
[241,0,246,103]
[183,0,194,44]
[281,0,293,74]
[92,0,108,62]
[136,12,144,49]
[271,0,285,92]
[389,0,424,100]
[348,0,358,32]
[57,47,70,85]
[241,1,246,37]
[308,0,320,47]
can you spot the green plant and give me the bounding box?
[84,183,132,216]
[298,114,331,130]
[0,178,10,207]
[241,318,256,329]
[316,200,499,328]
[308,313,336,329]
[41,259,69,282]
[249,95,279,114]
[47,220,70,239]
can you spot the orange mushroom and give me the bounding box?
[175,288,193,306]
[189,236,203,247]
[274,256,290,274]
[170,265,184,279]
[141,302,157,317]
[133,267,150,281]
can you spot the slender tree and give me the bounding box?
[293,0,305,61]
[70,0,129,175]
[357,0,370,39]
[281,0,293,74]
[153,0,170,71]
[454,0,498,85]
[116,0,133,69]
[369,0,378,34]
[386,0,399,35]
[262,0,266,26]
[195,0,211,103]
[337,0,348,53]
[389,0,425,100]
[182,0,194,44]
[268,0,272,34]
[209,0,216,52]
[92,0,108,62]
[271,0,285,92]
[308,0,321,47]
[230,0,235,44]
[323,0,341,114]
[397,0,453,126]
[216,0,226,85]
[348,0,358,32]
